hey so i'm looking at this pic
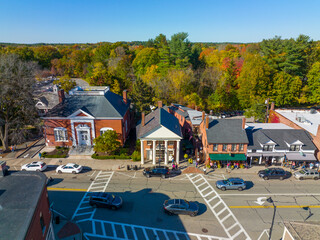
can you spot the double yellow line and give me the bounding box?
[230,205,320,209]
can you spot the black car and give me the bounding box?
[163,199,199,216]
[258,168,290,180]
[143,166,170,178]
[89,192,123,209]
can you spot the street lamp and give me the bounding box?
[266,197,276,240]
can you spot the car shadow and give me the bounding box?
[195,202,207,216]
[47,178,64,186]
[81,167,92,174]
[245,181,254,190]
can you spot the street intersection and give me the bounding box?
[46,170,320,240]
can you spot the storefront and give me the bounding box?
[209,153,247,167]
[247,152,285,166]
[285,152,317,166]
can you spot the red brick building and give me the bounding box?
[199,117,248,165]
[43,87,133,147]
[0,171,54,240]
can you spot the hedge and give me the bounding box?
[43,154,67,158]
[91,153,132,160]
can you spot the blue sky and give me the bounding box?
[1,0,319,43]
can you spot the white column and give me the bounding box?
[153,140,156,165]
[176,140,180,164]
[259,156,262,165]
[140,140,144,165]
[164,140,168,165]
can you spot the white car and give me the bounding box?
[21,161,47,172]
[56,163,83,174]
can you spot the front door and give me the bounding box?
[79,130,89,145]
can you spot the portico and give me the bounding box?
[137,108,183,165]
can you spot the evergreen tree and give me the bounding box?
[131,78,154,113]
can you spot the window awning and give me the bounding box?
[209,154,247,161]
[286,153,317,161]
[247,152,285,157]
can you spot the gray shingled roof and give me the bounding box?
[246,128,316,151]
[163,104,194,120]
[137,108,182,138]
[0,172,47,240]
[46,90,130,118]
[206,119,249,144]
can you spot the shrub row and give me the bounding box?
[42,154,67,158]
[91,153,132,159]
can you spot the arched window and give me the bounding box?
[54,127,68,141]
[100,127,114,136]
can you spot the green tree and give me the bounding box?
[272,71,302,106]
[132,47,159,76]
[93,130,121,155]
[237,54,272,108]
[131,78,154,113]
[33,46,61,68]
[169,32,191,68]
[306,62,320,104]
[0,55,38,151]
[53,75,76,93]
[244,102,266,122]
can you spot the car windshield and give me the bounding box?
[222,180,228,184]
[107,194,115,201]
[74,164,79,168]
[181,200,190,207]
[299,170,306,174]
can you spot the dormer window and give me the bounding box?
[290,145,301,151]
[263,145,273,151]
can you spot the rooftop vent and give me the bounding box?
[310,108,316,114]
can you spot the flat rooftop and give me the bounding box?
[0,171,47,240]
[275,109,320,136]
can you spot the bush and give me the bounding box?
[43,154,67,158]
[91,153,132,160]
[131,150,141,162]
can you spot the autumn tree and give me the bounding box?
[53,75,76,93]
[33,46,61,69]
[306,62,320,104]
[132,47,159,76]
[0,55,39,151]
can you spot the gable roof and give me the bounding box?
[45,90,130,118]
[137,108,182,138]
[206,119,249,144]
[246,128,316,151]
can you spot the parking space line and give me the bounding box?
[81,219,230,240]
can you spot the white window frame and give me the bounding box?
[289,145,301,151]
[100,127,114,136]
[54,127,68,142]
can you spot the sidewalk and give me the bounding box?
[3,153,272,176]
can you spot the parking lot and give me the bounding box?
[46,170,320,240]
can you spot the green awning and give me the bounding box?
[209,153,247,161]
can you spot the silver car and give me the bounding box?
[216,178,246,191]
[294,169,319,180]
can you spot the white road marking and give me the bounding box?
[87,170,96,177]
[71,171,114,221]
[80,219,230,240]
[257,229,269,240]
[254,197,267,205]
[115,172,136,178]
[187,174,251,240]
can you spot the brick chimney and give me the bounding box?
[242,117,246,129]
[158,101,163,108]
[167,107,171,114]
[58,89,65,103]
[141,112,145,127]
[270,102,275,111]
[123,90,127,104]
[202,111,205,121]
[206,116,209,129]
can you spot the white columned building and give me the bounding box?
[137,108,183,165]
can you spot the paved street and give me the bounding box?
[45,170,320,240]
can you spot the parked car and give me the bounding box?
[258,168,290,180]
[163,199,199,216]
[56,163,83,174]
[294,169,320,180]
[143,166,170,178]
[21,161,47,172]
[89,192,123,209]
[216,178,246,191]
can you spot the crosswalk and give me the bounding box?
[71,171,114,221]
[80,219,230,240]
[187,174,251,240]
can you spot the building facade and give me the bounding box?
[137,108,183,165]
[199,117,249,165]
[43,87,133,147]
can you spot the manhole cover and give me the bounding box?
[202,228,208,233]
